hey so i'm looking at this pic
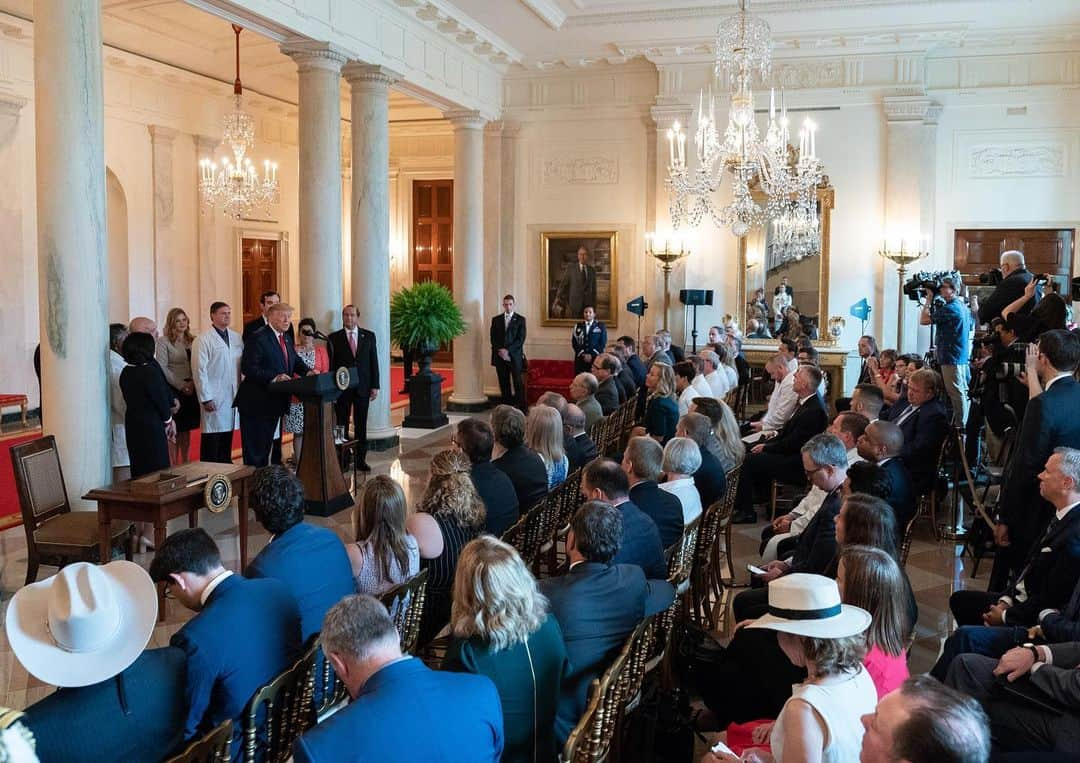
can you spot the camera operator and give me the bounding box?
[1001,275,1067,342]
[919,275,973,426]
[975,250,1032,324]
[967,319,1029,466]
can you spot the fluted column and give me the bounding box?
[282,41,346,332]
[344,62,400,448]
[446,109,488,409]
[149,125,176,320]
[34,0,109,507]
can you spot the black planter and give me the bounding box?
[401,341,449,429]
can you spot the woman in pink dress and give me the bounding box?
[284,317,330,463]
[837,544,912,698]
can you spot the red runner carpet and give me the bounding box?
[0,365,454,528]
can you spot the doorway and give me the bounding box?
[241,237,280,325]
[955,228,1075,298]
[412,179,454,361]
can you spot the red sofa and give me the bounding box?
[525,359,575,406]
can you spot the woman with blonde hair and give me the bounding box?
[407,449,486,644]
[631,362,679,444]
[445,536,570,763]
[156,307,198,463]
[347,475,420,595]
[526,405,568,489]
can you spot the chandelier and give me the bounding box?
[769,191,820,264]
[198,25,279,219]
[666,0,824,237]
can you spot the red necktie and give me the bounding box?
[278,333,288,367]
[349,331,357,355]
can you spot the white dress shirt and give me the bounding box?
[691,374,714,400]
[759,370,799,432]
[678,385,698,417]
[660,476,703,525]
[705,370,729,399]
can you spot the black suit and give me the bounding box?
[1000,377,1080,571]
[494,445,549,511]
[572,321,607,374]
[694,447,728,510]
[884,397,950,493]
[490,312,527,409]
[572,432,598,464]
[978,267,1034,324]
[327,326,380,458]
[626,355,647,388]
[243,315,294,343]
[615,368,637,402]
[234,325,311,466]
[596,377,620,415]
[879,457,916,542]
[669,345,685,364]
[629,480,684,549]
[471,460,520,536]
[564,433,586,471]
[540,562,674,744]
[555,262,597,319]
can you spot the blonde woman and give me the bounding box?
[348,475,420,595]
[631,362,678,444]
[525,405,568,489]
[445,536,570,763]
[407,449,486,645]
[156,307,198,463]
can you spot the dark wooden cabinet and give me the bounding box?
[955,228,1074,298]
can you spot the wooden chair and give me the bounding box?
[689,464,741,632]
[10,435,133,584]
[543,469,583,575]
[900,514,918,568]
[379,568,430,655]
[166,719,233,763]
[242,644,317,762]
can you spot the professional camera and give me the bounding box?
[902,269,963,303]
[978,267,1004,287]
[993,342,1030,381]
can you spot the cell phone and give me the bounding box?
[711,739,736,756]
[747,564,767,576]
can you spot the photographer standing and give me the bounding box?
[920,275,973,426]
[975,250,1032,324]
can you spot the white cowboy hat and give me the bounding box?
[5,561,157,687]
[745,573,871,639]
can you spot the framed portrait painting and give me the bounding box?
[541,231,618,327]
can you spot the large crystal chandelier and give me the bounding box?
[769,191,821,264]
[198,25,279,219]
[666,0,824,237]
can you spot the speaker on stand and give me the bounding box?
[679,289,714,354]
[627,296,648,349]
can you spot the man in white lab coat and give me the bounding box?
[108,323,130,481]
[191,302,244,463]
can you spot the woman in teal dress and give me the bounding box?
[444,536,571,763]
[632,361,679,445]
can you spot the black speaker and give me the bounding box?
[679,289,713,306]
[626,295,648,316]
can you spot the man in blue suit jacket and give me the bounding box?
[246,466,356,642]
[581,458,667,579]
[540,500,675,745]
[623,436,684,549]
[294,594,504,762]
[880,367,950,494]
[151,528,302,759]
[234,302,313,466]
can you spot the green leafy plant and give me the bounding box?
[389,280,467,351]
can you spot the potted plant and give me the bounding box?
[389,281,467,428]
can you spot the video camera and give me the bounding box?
[978,267,1003,287]
[902,269,963,303]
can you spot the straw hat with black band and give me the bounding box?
[745,573,871,639]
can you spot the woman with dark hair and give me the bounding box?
[121,332,175,478]
[1003,278,1068,341]
[156,307,198,464]
[348,475,420,595]
[284,317,330,462]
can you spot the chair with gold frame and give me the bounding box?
[166,719,233,763]
[379,568,430,656]
[242,644,317,762]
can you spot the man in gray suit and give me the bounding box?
[554,245,597,319]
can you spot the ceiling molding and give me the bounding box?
[519,0,566,31]
[392,0,523,66]
[183,0,295,43]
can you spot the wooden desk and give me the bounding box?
[84,461,256,620]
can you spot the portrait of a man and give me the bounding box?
[542,231,617,326]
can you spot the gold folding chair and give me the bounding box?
[166,720,233,763]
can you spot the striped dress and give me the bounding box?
[418,513,479,645]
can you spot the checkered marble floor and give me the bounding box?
[0,411,983,710]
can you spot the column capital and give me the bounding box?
[650,102,692,131]
[485,119,520,138]
[343,62,402,90]
[882,94,942,124]
[148,124,177,144]
[445,109,486,130]
[280,39,348,73]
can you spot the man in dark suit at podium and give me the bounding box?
[243,290,294,343]
[235,303,313,467]
[327,304,380,472]
[490,294,527,410]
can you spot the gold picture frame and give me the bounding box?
[541,231,618,327]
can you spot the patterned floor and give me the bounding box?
[0,409,983,711]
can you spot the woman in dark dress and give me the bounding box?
[406,449,486,646]
[120,332,175,478]
[631,362,679,445]
[445,536,570,763]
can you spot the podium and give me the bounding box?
[270,369,357,517]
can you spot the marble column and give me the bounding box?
[149,125,176,320]
[281,41,346,332]
[34,0,110,508]
[343,62,400,448]
[446,109,488,410]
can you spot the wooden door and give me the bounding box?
[955,228,1075,298]
[412,180,454,360]
[241,238,279,325]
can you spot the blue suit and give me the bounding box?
[171,574,302,758]
[612,499,667,579]
[293,657,504,762]
[23,647,186,763]
[245,522,356,642]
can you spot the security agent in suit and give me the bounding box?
[243,289,296,343]
[572,305,608,375]
[932,448,1080,681]
[327,304,380,471]
[554,245,597,320]
[997,330,1080,577]
[539,500,675,745]
[976,249,1035,324]
[856,420,916,540]
[879,367,950,494]
[490,294,527,410]
[245,466,356,643]
[581,459,667,579]
[294,594,504,763]
[234,303,313,467]
[622,436,684,549]
[150,528,303,760]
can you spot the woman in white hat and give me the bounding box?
[705,574,877,763]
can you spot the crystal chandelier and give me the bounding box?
[666,0,824,237]
[769,191,820,264]
[198,25,279,219]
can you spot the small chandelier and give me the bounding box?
[198,25,279,219]
[666,0,824,237]
[769,190,820,265]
